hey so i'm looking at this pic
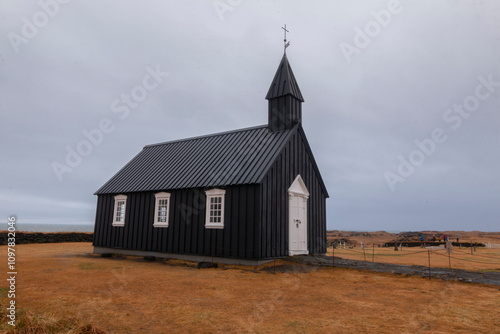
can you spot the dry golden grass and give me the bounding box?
[1,243,499,333]
[328,230,500,247]
[329,246,500,272]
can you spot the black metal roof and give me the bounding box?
[95,125,296,195]
[266,54,304,102]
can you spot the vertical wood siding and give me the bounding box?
[260,128,328,258]
[93,185,261,259]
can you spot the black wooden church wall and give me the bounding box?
[93,184,261,259]
[260,126,328,258]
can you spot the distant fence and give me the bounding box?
[330,242,500,277]
[382,242,483,248]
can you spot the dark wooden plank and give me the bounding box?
[146,192,154,251]
[104,195,112,247]
[268,170,273,258]
[139,192,147,251]
[204,199,211,256]
[92,197,100,245]
[260,176,267,257]
[184,188,193,254]
[223,187,231,258]
[189,190,198,255]
[253,185,261,259]
[271,165,277,258]
[276,153,282,258]
[130,193,138,249]
[134,193,143,250]
[230,186,239,258]
[246,185,254,258]
[196,188,205,256]
[140,192,148,250]
[167,191,175,253]
[129,194,137,250]
[178,189,186,253]
[238,187,246,258]
[94,197,102,246]
[172,190,181,253]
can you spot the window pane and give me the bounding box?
[115,201,125,222]
[160,206,167,222]
[207,194,224,226]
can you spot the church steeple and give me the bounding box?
[266,53,304,132]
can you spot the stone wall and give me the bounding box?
[0,232,93,245]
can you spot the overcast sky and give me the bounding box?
[1,0,499,232]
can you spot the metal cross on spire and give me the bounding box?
[282,24,290,54]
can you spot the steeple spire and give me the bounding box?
[266,53,304,132]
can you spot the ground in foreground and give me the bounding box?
[1,243,499,333]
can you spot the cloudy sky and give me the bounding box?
[1,0,499,232]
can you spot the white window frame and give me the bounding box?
[205,188,225,229]
[112,194,127,227]
[153,192,171,227]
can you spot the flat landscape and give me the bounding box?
[327,230,500,272]
[1,234,500,333]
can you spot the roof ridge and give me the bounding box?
[144,124,268,148]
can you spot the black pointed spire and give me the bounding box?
[266,54,304,132]
[266,54,304,101]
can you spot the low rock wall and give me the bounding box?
[0,232,93,245]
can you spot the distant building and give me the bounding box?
[93,52,329,264]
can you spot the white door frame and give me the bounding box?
[288,175,309,256]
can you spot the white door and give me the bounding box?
[288,175,309,256]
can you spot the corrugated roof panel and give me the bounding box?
[187,134,228,188]
[94,125,296,194]
[202,132,237,186]
[215,128,258,185]
[166,138,205,189]
[234,129,276,184]
[246,130,291,183]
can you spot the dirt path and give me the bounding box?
[291,255,500,286]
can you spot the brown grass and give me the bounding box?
[329,246,500,272]
[1,243,500,333]
[328,230,500,246]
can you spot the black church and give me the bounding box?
[93,52,329,264]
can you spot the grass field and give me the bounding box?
[328,246,500,272]
[1,243,500,333]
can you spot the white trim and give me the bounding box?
[288,175,310,198]
[288,175,308,255]
[205,188,225,229]
[153,192,171,227]
[112,194,127,227]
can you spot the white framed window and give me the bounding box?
[205,188,226,229]
[112,194,127,226]
[153,192,171,227]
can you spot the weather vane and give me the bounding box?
[282,24,290,54]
